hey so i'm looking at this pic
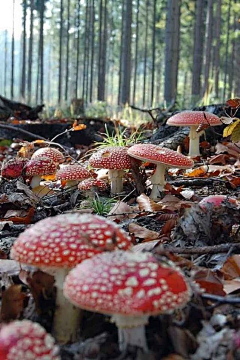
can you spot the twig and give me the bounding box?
[130,98,176,123]
[0,123,47,140]
[201,293,240,304]
[154,243,240,255]
[168,177,225,187]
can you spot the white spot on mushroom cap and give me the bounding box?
[63,250,191,317]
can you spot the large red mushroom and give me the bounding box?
[128,143,193,200]
[167,111,222,158]
[64,250,191,352]
[10,213,132,343]
[31,147,65,164]
[25,157,58,188]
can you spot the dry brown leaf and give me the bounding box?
[132,240,160,253]
[128,223,160,241]
[160,219,177,236]
[108,201,137,221]
[0,285,27,322]
[194,269,225,296]
[162,355,185,360]
[32,185,55,198]
[137,193,162,212]
[225,175,240,188]
[209,154,231,165]
[220,255,240,280]
[184,165,234,178]
[3,207,35,224]
[224,279,240,294]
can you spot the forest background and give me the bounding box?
[0,0,239,117]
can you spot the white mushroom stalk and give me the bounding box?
[149,163,167,200]
[188,126,205,158]
[108,169,125,194]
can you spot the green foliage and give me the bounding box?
[85,102,109,119]
[90,195,117,216]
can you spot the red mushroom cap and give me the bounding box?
[78,178,107,191]
[64,251,191,316]
[89,146,132,170]
[1,158,29,179]
[11,214,132,269]
[199,195,239,209]
[128,144,194,168]
[167,111,222,127]
[25,157,58,176]
[0,320,60,360]
[31,147,65,164]
[56,164,91,181]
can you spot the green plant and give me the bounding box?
[90,195,117,216]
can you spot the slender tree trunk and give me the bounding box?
[201,0,214,98]
[28,0,34,104]
[151,0,157,106]
[132,0,140,105]
[118,1,125,104]
[39,0,45,103]
[223,0,231,100]
[75,0,81,98]
[82,0,90,102]
[213,0,221,98]
[65,0,70,102]
[119,0,132,104]
[21,0,27,100]
[89,0,95,102]
[4,30,8,97]
[156,55,162,105]
[143,0,149,106]
[11,0,15,99]
[191,0,205,102]
[97,0,108,101]
[164,0,181,103]
[58,0,63,104]
[228,1,236,99]
[233,1,240,96]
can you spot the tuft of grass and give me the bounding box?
[90,195,117,216]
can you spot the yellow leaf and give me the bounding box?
[231,123,240,142]
[72,120,87,131]
[223,119,240,137]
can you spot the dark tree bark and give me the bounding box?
[82,0,90,101]
[89,0,95,102]
[164,0,181,103]
[223,0,231,100]
[201,0,214,98]
[228,3,237,99]
[4,30,8,97]
[132,0,140,105]
[75,0,81,98]
[119,0,132,104]
[27,0,34,103]
[143,0,149,106]
[191,0,205,102]
[58,0,64,104]
[151,0,157,106]
[20,0,27,100]
[65,0,70,102]
[213,0,222,98]
[97,0,108,101]
[11,0,15,99]
[39,0,45,103]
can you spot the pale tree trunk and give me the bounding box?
[119,0,132,104]
[21,0,27,100]
[97,0,107,101]
[201,0,214,98]
[28,0,34,103]
[191,0,205,103]
[89,0,95,102]
[75,0,81,98]
[223,0,231,100]
[233,1,240,96]
[4,30,8,97]
[58,0,63,104]
[151,0,157,106]
[65,0,70,102]
[11,0,15,99]
[213,0,221,98]
[132,0,140,105]
[228,4,236,99]
[39,0,45,103]
[143,0,149,106]
[164,0,181,104]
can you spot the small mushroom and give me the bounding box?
[0,320,60,360]
[31,147,65,164]
[64,251,191,353]
[56,164,91,188]
[1,158,29,179]
[25,157,58,188]
[167,111,222,158]
[78,178,108,198]
[89,146,132,195]
[199,195,239,210]
[128,143,194,200]
[11,213,132,344]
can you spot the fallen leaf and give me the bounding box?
[220,255,240,280]
[160,219,177,236]
[3,207,35,224]
[137,193,162,212]
[194,269,225,296]
[209,154,231,165]
[224,279,240,294]
[72,119,87,131]
[223,119,240,138]
[0,285,27,322]
[108,201,136,221]
[226,98,240,108]
[128,223,160,241]
[132,240,160,253]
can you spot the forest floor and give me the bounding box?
[0,111,240,360]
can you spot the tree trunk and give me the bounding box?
[65,0,70,102]
[11,0,15,99]
[201,0,214,99]
[143,0,149,106]
[223,0,231,100]
[58,0,64,104]
[20,0,27,100]
[119,0,132,105]
[89,0,95,102]
[191,0,205,102]
[213,0,221,98]
[4,30,8,97]
[39,0,45,103]
[132,0,140,105]
[27,0,34,104]
[75,0,81,98]
[151,0,157,106]
[164,0,181,104]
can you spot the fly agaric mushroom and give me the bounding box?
[56,164,91,188]
[11,213,132,344]
[127,143,194,200]
[78,178,108,198]
[167,111,222,158]
[25,157,58,188]
[1,158,29,179]
[31,147,65,164]
[199,195,239,210]
[64,251,191,353]
[0,320,60,360]
[89,146,132,195]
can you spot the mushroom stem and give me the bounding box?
[30,175,42,188]
[52,269,82,344]
[149,163,166,200]
[112,314,149,352]
[108,169,125,194]
[188,126,204,158]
